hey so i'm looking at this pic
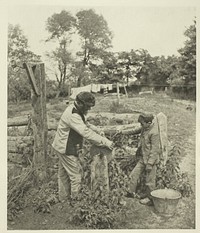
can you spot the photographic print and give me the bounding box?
[3,0,198,231]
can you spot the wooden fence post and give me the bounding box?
[117,82,120,104]
[23,63,48,182]
[123,83,128,98]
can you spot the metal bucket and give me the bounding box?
[151,188,181,217]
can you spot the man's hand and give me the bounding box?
[146,164,153,173]
[123,146,137,157]
[113,130,122,137]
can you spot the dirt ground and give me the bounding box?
[7,93,196,230]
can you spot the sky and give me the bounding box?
[7,4,196,56]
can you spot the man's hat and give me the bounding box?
[138,113,154,123]
[76,92,95,107]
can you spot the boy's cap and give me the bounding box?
[138,113,154,123]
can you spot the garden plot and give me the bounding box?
[7,94,196,229]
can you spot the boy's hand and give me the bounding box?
[146,164,153,173]
[99,131,105,136]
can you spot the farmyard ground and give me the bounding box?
[7,93,196,229]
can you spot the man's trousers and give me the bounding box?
[57,153,83,201]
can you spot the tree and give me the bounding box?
[117,51,142,85]
[76,9,113,86]
[178,20,196,98]
[169,20,196,99]
[46,46,73,98]
[147,55,178,90]
[8,24,41,103]
[88,51,119,84]
[132,49,154,85]
[45,10,76,97]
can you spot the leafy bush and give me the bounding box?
[156,145,193,197]
[31,181,59,213]
[71,185,126,229]
[46,79,57,99]
[70,140,128,229]
[111,132,193,197]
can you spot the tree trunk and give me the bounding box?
[77,75,82,87]
[55,89,61,98]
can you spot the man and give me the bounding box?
[122,113,161,205]
[52,92,114,202]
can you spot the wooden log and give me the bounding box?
[99,123,141,135]
[7,118,140,134]
[8,143,33,153]
[8,153,25,164]
[8,163,23,181]
[48,122,140,134]
[8,136,34,142]
[7,120,57,131]
[7,118,28,127]
[8,136,34,153]
[7,126,29,136]
[8,142,18,153]
[8,113,139,124]
[8,112,140,128]
[48,122,57,131]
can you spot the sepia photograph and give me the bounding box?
[2,0,199,231]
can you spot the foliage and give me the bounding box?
[168,20,196,100]
[71,152,128,229]
[8,24,41,64]
[178,20,196,85]
[45,10,76,97]
[8,72,32,102]
[76,9,113,63]
[70,61,93,86]
[75,9,113,86]
[7,108,193,227]
[7,166,35,221]
[45,10,76,41]
[107,130,193,198]
[46,79,58,99]
[134,49,154,85]
[31,181,59,214]
[88,51,118,83]
[71,184,126,229]
[156,145,193,197]
[68,116,144,229]
[8,24,41,103]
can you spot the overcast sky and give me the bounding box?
[6,2,196,79]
